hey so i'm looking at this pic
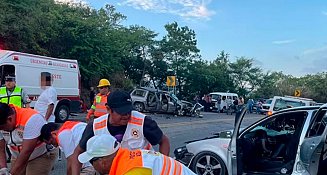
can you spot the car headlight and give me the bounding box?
[174,146,194,165]
[174,146,188,159]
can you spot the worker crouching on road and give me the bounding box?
[71,90,170,175]
[86,79,111,122]
[39,121,95,175]
[0,103,57,175]
[78,134,196,175]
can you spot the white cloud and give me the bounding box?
[118,0,216,21]
[272,39,295,45]
[302,45,327,55]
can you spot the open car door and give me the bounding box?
[300,104,327,175]
[227,107,248,175]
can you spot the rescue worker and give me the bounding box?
[0,75,31,108]
[40,121,95,175]
[71,90,170,175]
[0,75,31,162]
[78,134,196,175]
[86,79,111,122]
[0,102,57,175]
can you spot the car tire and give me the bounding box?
[55,105,70,123]
[133,102,145,112]
[190,151,227,175]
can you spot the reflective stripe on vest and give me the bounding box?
[0,87,23,107]
[93,93,109,117]
[56,121,81,145]
[93,111,153,151]
[109,149,185,175]
[8,106,46,159]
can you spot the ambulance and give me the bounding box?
[0,50,81,122]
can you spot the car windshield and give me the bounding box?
[266,99,272,104]
[273,99,305,111]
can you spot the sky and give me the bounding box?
[58,0,327,77]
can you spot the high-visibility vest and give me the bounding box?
[109,149,196,175]
[56,121,91,168]
[1,105,47,160]
[0,86,23,107]
[93,111,153,150]
[89,93,109,118]
[56,121,81,145]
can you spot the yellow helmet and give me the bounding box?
[97,79,111,88]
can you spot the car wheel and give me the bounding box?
[55,105,70,123]
[190,151,227,175]
[133,102,144,112]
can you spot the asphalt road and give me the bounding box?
[51,111,264,174]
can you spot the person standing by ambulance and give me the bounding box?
[0,75,31,108]
[0,103,58,175]
[34,72,57,123]
[86,79,111,122]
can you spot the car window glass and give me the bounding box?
[273,99,305,111]
[307,109,327,137]
[147,92,156,103]
[233,96,238,100]
[243,111,307,139]
[132,90,146,97]
[211,94,218,100]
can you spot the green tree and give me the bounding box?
[229,57,262,97]
[160,22,200,95]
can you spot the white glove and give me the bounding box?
[0,168,11,175]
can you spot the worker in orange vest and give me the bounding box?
[86,79,111,122]
[39,121,95,175]
[0,103,57,175]
[78,134,196,175]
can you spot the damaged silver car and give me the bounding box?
[174,104,327,175]
[131,87,203,117]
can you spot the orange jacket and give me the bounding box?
[55,121,81,145]
[6,105,47,159]
[87,93,109,119]
[109,149,192,175]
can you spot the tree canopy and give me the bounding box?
[0,0,326,102]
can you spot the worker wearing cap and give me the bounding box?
[0,75,31,164]
[39,121,95,175]
[71,90,170,175]
[78,134,196,175]
[0,75,31,108]
[0,102,57,175]
[86,79,111,122]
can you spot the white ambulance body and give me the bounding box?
[0,50,80,122]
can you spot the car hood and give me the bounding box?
[185,129,233,144]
